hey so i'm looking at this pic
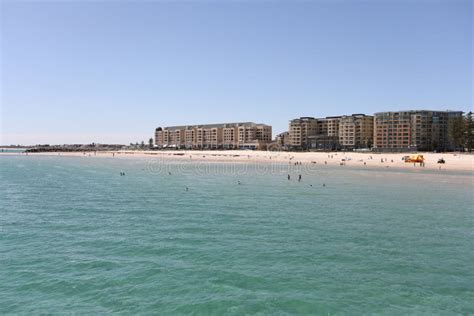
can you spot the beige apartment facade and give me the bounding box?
[288,116,338,150]
[309,116,342,150]
[155,122,272,150]
[326,116,341,137]
[275,131,289,149]
[339,114,374,149]
[288,115,345,150]
[373,110,463,151]
[288,117,319,149]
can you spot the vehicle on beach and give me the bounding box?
[404,154,425,163]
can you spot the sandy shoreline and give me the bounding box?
[3,150,474,173]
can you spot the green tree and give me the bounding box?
[465,112,474,152]
[449,116,466,150]
[148,138,154,148]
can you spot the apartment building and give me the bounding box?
[288,115,342,150]
[373,110,463,151]
[155,122,272,150]
[275,132,289,147]
[326,116,342,137]
[308,116,342,150]
[339,114,374,149]
[288,117,319,149]
[223,126,238,149]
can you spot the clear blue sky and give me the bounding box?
[1,0,472,145]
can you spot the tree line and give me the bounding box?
[449,112,474,152]
[129,138,154,149]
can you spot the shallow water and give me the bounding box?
[1,155,473,314]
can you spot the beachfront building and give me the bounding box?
[339,114,374,149]
[266,132,290,151]
[307,116,342,150]
[275,132,289,149]
[373,110,463,151]
[326,116,342,137]
[289,115,363,150]
[288,117,319,150]
[308,134,340,151]
[288,116,340,150]
[155,122,272,150]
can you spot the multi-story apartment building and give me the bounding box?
[288,117,319,149]
[195,125,222,149]
[223,126,238,149]
[155,122,272,150]
[326,116,341,137]
[275,132,289,148]
[316,119,328,135]
[255,125,272,143]
[288,115,347,150]
[307,116,342,150]
[339,114,374,149]
[373,110,463,151]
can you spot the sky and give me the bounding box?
[1,0,472,145]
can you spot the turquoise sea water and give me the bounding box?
[1,155,473,314]
[0,148,26,153]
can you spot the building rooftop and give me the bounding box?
[157,122,270,130]
[351,113,371,117]
[289,117,316,123]
[374,110,463,115]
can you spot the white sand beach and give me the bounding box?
[8,150,474,172]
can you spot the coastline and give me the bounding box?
[3,150,474,173]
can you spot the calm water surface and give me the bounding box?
[1,155,473,314]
